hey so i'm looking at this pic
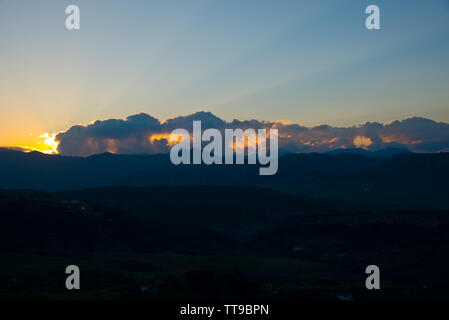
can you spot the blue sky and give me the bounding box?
[0,0,448,148]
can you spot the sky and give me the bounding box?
[0,0,448,152]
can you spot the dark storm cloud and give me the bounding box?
[55,112,449,156]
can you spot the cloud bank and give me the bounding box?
[55,112,449,157]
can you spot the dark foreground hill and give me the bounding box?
[1,148,449,209]
[1,149,449,299]
[1,187,449,300]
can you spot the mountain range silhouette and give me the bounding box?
[1,147,448,209]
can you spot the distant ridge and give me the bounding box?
[0,148,449,209]
[325,147,411,157]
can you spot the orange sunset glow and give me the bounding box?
[5,132,60,154]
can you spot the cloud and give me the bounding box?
[55,112,449,156]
